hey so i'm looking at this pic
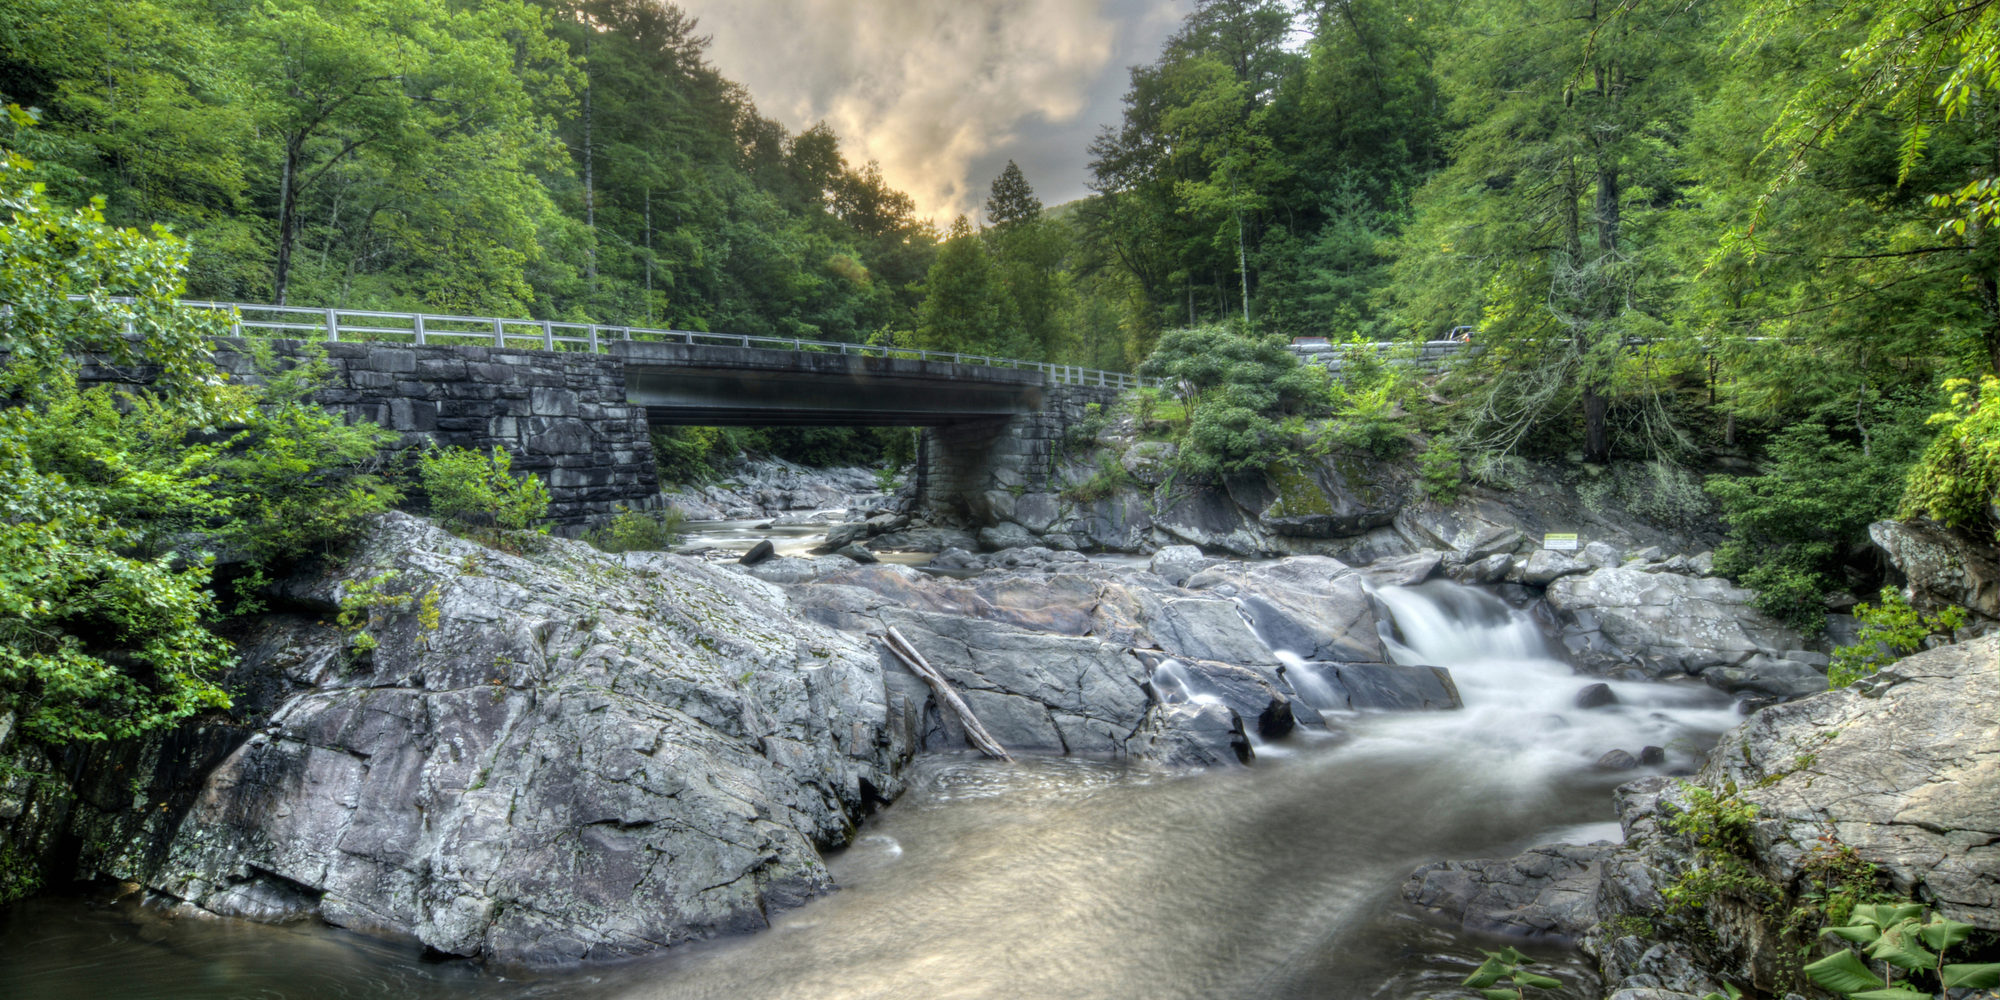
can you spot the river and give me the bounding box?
[0,536,1741,1000]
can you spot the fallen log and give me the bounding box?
[877,625,1012,762]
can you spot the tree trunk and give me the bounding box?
[1237,209,1251,325]
[274,137,301,306]
[583,34,597,300]
[643,186,654,323]
[1582,148,1620,465]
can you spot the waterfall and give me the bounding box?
[1358,580,1740,781]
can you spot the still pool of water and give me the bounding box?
[0,581,1738,1000]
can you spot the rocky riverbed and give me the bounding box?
[6,429,1996,997]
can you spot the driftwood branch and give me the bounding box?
[878,626,1012,761]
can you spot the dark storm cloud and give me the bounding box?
[682,0,1190,222]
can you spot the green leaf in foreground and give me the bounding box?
[1804,949,1887,994]
[1943,963,2000,990]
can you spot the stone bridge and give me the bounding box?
[80,300,1147,525]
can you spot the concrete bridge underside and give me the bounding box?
[616,341,1046,427]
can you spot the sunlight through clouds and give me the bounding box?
[682,0,1189,222]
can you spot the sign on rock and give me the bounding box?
[1543,533,1579,551]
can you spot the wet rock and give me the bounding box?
[1595,749,1640,770]
[1582,541,1625,569]
[1702,654,1826,700]
[1516,549,1592,586]
[814,521,871,553]
[1449,552,1513,585]
[1577,636,2000,995]
[1127,702,1251,768]
[1186,558,1386,663]
[1546,567,1814,691]
[1575,682,1619,709]
[152,513,913,966]
[1394,503,1524,561]
[742,555,833,585]
[738,539,776,566]
[977,522,1038,551]
[1638,746,1666,766]
[870,526,982,553]
[1144,655,1298,741]
[1286,661,1463,713]
[1359,551,1443,587]
[1149,544,1215,587]
[1403,842,1613,940]
[834,543,878,564]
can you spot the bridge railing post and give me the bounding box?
[588,324,599,353]
[325,307,338,342]
[541,320,554,350]
[413,313,426,345]
[493,318,505,347]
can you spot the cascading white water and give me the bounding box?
[1361,579,1741,782]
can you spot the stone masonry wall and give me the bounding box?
[914,385,1123,528]
[80,338,660,526]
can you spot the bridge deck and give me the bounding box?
[616,341,1045,426]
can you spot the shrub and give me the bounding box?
[1827,589,1965,688]
[418,445,551,537]
[211,347,403,567]
[1419,438,1463,504]
[1901,375,2000,540]
[1709,423,1915,635]
[1139,324,1328,475]
[583,506,686,553]
[1061,453,1135,503]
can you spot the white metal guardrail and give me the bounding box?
[73,297,1161,391]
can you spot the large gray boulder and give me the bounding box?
[1545,567,1819,696]
[1871,518,2000,622]
[1403,842,1614,940]
[780,555,1437,759]
[154,514,915,966]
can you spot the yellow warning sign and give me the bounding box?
[1543,533,1579,551]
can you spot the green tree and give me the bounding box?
[0,128,234,743]
[1138,323,1327,474]
[915,215,1012,356]
[1392,0,1709,463]
[983,161,1067,360]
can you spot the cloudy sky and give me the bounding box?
[679,0,1193,224]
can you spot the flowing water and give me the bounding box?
[0,578,1741,1000]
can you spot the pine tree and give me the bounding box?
[985,160,1042,227]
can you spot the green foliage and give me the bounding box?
[1805,904,2000,1000]
[417,445,551,539]
[1321,350,1419,459]
[583,506,686,554]
[1663,781,1781,913]
[0,133,240,744]
[209,347,403,566]
[1828,590,1967,689]
[1709,423,1920,635]
[1900,377,2000,540]
[1139,323,1326,475]
[1062,453,1136,505]
[0,841,41,906]
[651,426,739,486]
[1461,946,1564,1000]
[1419,438,1464,505]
